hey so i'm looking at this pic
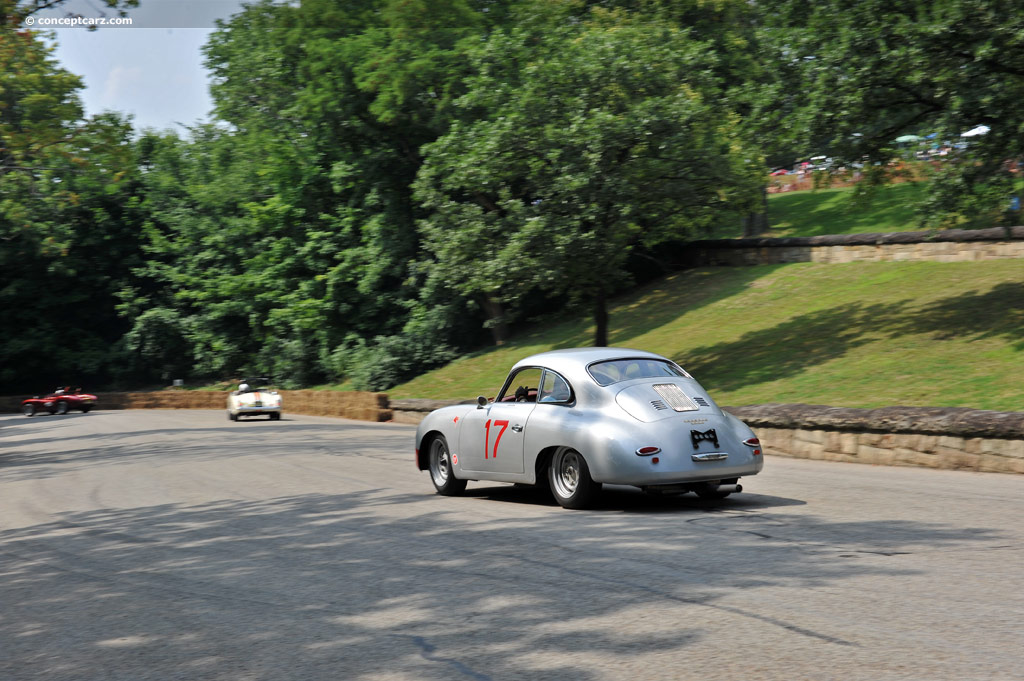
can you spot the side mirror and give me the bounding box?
[476,395,488,409]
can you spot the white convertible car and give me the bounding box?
[227,378,282,421]
[415,348,764,509]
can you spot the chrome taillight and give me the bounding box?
[743,437,762,455]
[636,446,661,457]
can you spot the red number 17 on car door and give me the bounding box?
[484,419,509,459]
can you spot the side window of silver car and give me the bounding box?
[538,370,572,404]
[497,367,543,403]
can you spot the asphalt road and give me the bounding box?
[1,409,1022,681]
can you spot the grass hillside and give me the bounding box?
[391,260,1024,411]
[761,182,928,238]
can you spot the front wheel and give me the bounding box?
[549,447,601,509]
[81,406,92,413]
[54,401,69,415]
[428,435,466,496]
[23,404,36,417]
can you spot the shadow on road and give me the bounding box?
[464,483,806,513]
[0,484,1007,681]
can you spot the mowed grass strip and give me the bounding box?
[762,182,929,238]
[391,260,1024,411]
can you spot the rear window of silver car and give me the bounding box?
[587,359,691,386]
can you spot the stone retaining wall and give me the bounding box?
[391,398,1024,475]
[389,398,475,424]
[2,390,392,422]
[685,226,1024,266]
[751,426,1023,474]
[725,404,1024,474]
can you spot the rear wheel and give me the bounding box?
[428,435,466,496]
[270,412,281,421]
[228,411,237,422]
[22,404,36,417]
[81,406,92,413]
[549,447,601,509]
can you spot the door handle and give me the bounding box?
[511,424,523,432]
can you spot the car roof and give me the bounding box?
[512,347,668,375]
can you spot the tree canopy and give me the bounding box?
[761,0,1024,225]
[1,18,143,391]
[415,7,762,345]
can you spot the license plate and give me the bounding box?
[252,401,262,407]
[691,452,728,462]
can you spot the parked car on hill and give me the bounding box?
[22,387,97,416]
[227,378,282,421]
[414,348,764,509]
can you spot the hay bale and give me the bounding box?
[2,388,387,422]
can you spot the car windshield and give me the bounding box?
[587,358,690,386]
[239,379,272,393]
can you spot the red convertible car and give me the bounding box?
[22,388,97,416]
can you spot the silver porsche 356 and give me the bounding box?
[415,348,763,508]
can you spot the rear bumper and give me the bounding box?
[234,406,281,414]
[590,450,764,486]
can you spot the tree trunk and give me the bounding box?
[480,294,510,346]
[593,291,608,347]
[742,185,770,236]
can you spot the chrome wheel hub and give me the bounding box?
[553,448,580,498]
[430,440,449,485]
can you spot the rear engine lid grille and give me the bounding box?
[650,399,668,411]
[651,384,698,412]
[693,396,710,407]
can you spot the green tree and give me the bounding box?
[761,0,1024,226]
[416,8,763,346]
[122,0,496,389]
[1,15,144,391]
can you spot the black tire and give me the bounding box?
[694,482,732,500]
[548,447,601,509]
[22,404,36,417]
[228,411,237,422]
[54,401,69,415]
[270,412,281,421]
[81,405,92,413]
[428,435,467,496]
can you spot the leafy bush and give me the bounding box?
[331,303,466,391]
[124,308,194,381]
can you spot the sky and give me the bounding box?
[40,0,248,133]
